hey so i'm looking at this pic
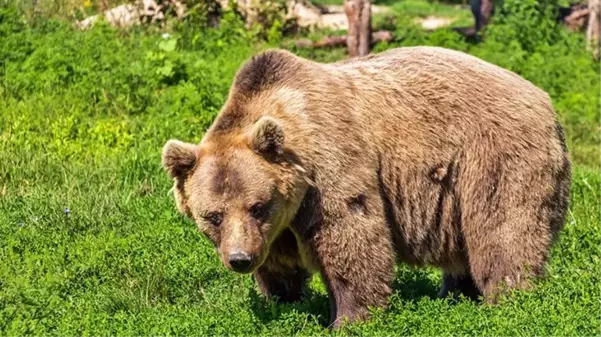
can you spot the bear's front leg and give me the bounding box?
[253,229,309,303]
[313,203,396,328]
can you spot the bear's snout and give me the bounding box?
[228,251,255,273]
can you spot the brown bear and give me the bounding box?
[161,46,571,327]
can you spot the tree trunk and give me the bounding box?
[471,0,494,31]
[587,0,600,59]
[344,0,371,57]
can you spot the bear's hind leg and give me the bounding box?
[460,149,564,303]
[467,244,541,304]
[463,211,550,303]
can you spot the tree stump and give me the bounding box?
[471,0,494,32]
[344,0,371,57]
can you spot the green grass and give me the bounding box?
[387,0,474,27]
[1,1,600,335]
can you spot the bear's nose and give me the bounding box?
[228,251,253,273]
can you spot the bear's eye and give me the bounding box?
[204,212,223,227]
[250,202,268,219]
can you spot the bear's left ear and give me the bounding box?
[248,116,285,156]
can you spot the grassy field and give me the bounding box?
[1,0,600,335]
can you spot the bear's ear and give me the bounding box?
[248,116,285,156]
[162,139,200,179]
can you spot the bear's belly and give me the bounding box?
[379,157,467,270]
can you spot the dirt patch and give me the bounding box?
[413,16,456,31]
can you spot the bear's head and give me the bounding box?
[162,116,309,274]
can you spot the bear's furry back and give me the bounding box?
[209,46,571,270]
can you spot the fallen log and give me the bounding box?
[564,7,591,30]
[557,3,593,30]
[293,30,393,49]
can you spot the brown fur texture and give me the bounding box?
[161,47,571,327]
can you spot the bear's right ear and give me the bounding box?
[248,116,285,157]
[162,139,200,179]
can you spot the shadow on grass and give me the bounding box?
[249,284,331,326]
[248,268,442,326]
[452,26,483,44]
[391,268,441,301]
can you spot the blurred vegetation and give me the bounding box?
[0,0,599,335]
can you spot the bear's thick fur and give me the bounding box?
[162,47,571,327]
